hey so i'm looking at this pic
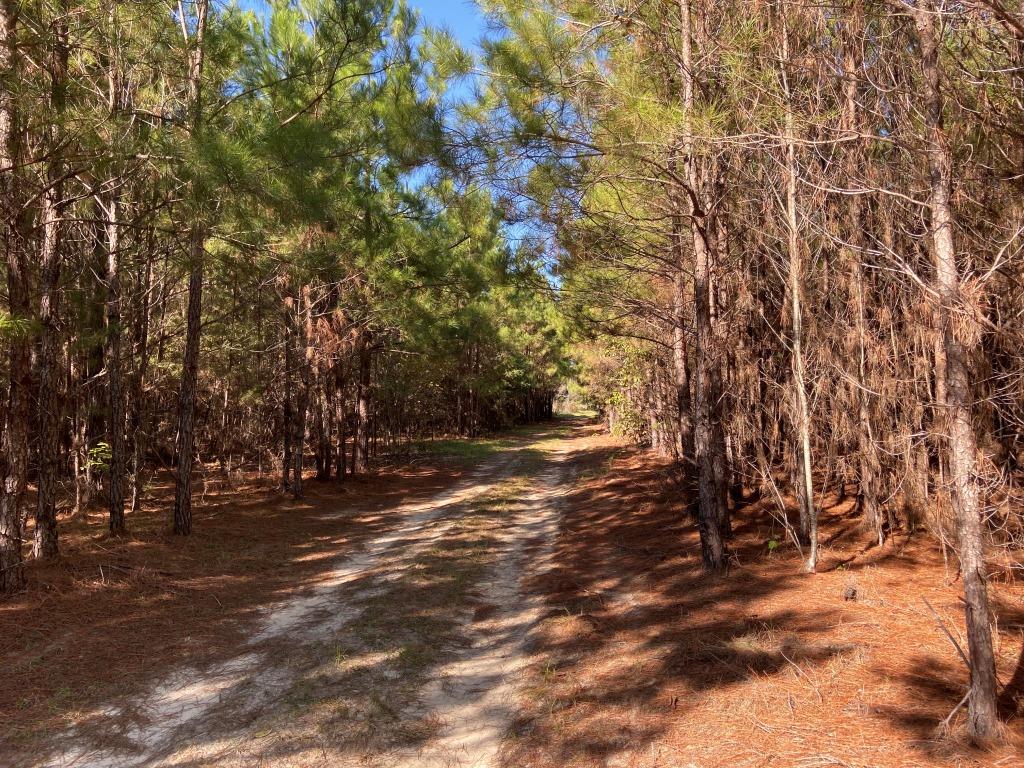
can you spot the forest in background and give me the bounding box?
[2,0,1024,750]
[0,0,564,583]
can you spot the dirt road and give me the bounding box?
[28,418,1024,768]
[41,421,592,768]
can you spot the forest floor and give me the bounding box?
[2,418,1024,767]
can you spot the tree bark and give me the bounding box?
[781,13,817,571]
[0,0,28,591]
[173,245,204,535]
[316,377,332,480]
[912,0,999,741]
[34,4,68,558]
[171,0,208,536]
[678,0,724,571]
[671,215,694,459]
[354,335,371,475]
[709,195,731,536]
[335,368,347,480]
[840,1,882,546]
[290,286,312,499]
[129,226,155,516]
[104,191,127,534]
[281,294,294,491]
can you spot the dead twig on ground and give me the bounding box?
[922,597,970,670]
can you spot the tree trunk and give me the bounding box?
[171,0,208,536]
[317,379,332,480]
[34,10,68,557]
[709,199,732,536]
[172,246,204,536]
[335,369,347,481]
[781,14,817,571]
[290,287,312,499]
[851,245,881,544]
[129,228,155,516]
[281,295,294,491]
[913,1,999,741]
[678,0,724,571]
[694,238,725,570]
[0,0,28,591]
[71,354,88,516]
[354,335,371,474]
[105,192,127,534]
[840,0,882,547]
[672,254,694,459]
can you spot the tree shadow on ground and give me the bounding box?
[14,419,1024,767]
[501,433,1024,768]
[3,420,567,766]
[878,588,1024,760]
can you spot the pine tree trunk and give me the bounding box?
[33,6,68,558]
[851,246,882,544]
[129,230,155,515]
[290,287,312,499]
[705,167,732,537]
[0,0,28,591]
[781,15,817,571]
[335,369,346,481]
[281,296,294,491]
[672,262,694,459]
[105,193,127,534]
[317,380,332,480]
[840,0,882,546]
[171,0,208,537]
[71,353,87,516]
[34,179,62,549]
[913,1,999,741]
[172,245,204,536]
[694,238,725,570]
[354,336,371,474]
[678,0,724,571]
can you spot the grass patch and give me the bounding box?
[412,436,519,463]
[408,419,574,465]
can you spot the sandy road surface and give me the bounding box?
[40,422,590,768]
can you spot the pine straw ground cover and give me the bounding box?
[500,440,1024,768]
[0,455,476,758]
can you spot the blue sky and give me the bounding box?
[413,0,485,51]
[236,0,486,52]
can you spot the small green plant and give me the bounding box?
[87,441,112,472]
[333,645,350,666]
[767,536,781,552]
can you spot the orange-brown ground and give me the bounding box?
[0,457,469,755]
[4,422,1024,767]
[502,428,1024,768]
